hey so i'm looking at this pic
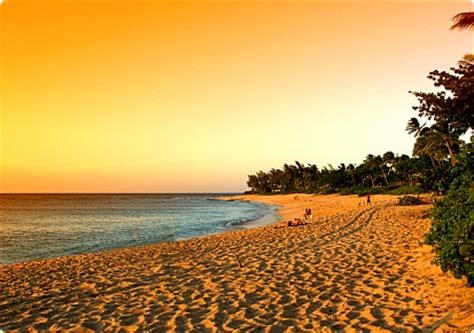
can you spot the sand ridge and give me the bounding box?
[0,194,473,332]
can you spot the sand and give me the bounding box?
[0,194,473,332]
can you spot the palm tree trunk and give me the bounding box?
[379,166,389,187]
[429,156,437,169]
[444,138,457,166]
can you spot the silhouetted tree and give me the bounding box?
[409,62,474,138]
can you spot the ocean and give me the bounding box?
[0,194,279,264]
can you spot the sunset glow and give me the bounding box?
[1,0,472,193]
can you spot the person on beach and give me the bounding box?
[367,194,371,205]
[304,208,313,222]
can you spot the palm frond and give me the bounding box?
[450,12,474,30]
[459,53,474,66]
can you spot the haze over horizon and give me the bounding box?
[1,0,472,193]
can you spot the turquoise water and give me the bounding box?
[0,194,279,264]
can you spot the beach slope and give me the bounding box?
[1,194,473,331]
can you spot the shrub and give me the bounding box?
[321,187,337,195]
[425,173,474,286]
[387,185,423,195]
[339,187,354,195]
[357,190,372,197]
[356,187,384,196]
[397,195,425,206]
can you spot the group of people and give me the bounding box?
[286,207,313,227]
[288,195,373,228]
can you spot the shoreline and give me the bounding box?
[235,205,281,230]
[1,194,473,331]
[223,198,282,230]
[0,196,279,266]
[0,200,280,267]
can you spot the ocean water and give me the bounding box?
[0,194,279,264]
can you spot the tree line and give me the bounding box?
[247,60,473,197]
[247,154,438,196]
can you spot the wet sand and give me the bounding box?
[1,194,473,332]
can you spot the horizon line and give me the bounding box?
[0,192,245,195]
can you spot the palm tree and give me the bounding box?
[268,168,283,193]
[393,154,417,186]
[459,54,474,66]
[346,163,356,187]
[406,118,424,137]
[282,163,296,192]
[451,12,474,30]
[451,11,474,66]
[305,164,319,192]
[363,154,382,188]
[412,122,462,167]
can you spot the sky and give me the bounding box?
[1,0,472,193]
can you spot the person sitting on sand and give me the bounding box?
[288,218,304,227]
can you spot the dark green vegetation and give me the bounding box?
[426,144,474,286]
[246,154,430,196]
[397,195,425,206]
[415,57,473,286]
[246,60,473,284]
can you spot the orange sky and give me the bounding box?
[1,0,472,193]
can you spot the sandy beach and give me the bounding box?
[1,194,473,332]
